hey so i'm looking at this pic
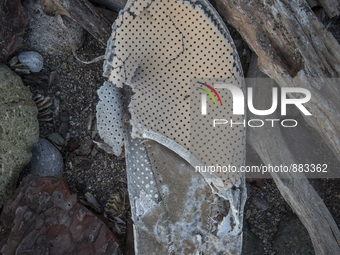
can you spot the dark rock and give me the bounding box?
[49,70,58,85]
[272,213,315,255]
[78,139,93,155]
[0,175,120,255]
[30,138,64,176]
[242,220,264,255]
[0,0,29,62]
[76,179,86,191]
[67,140,80,152]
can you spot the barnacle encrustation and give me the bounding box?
[33,94,53,123]
[104,190,129,234]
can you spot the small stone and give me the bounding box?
[91,147,98,157]
[30,138,64,176]
[252,194,270,211]
[85,192,102,213]
[18,51,44,72]
[79,139,93,156]
[67,140,80,152]
[61,63,68,70]
[76,179,86,191]
[67,55,74,62]
[49,71,58,85]
[91,122,98,139]
[245,209,251,219]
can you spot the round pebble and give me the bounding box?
[30,138,64,176]
[18,51,44,72]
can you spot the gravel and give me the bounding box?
[15,34,130,249]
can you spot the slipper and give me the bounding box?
[97,0,246,254]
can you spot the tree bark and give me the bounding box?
[42,0,112,47]
[246,53,340,255]
[216,0,340,163]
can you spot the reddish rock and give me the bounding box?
[0,0,29,62]
[0,175,120,255]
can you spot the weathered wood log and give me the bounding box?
[246,53,340,255]
[0,0,29,62]
[41,0,112,47]
[306,0,340,18]
[216,0,340,163]
[95,7,118,24]
[89,0,127,12]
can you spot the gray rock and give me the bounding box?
[30,138,64,177]
[23,0,85,55]
[78,139,93,155]
[0,64,39,208]
[273,213,314,255]
[18,51,44,72]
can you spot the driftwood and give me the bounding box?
[246,53,340,255]
[216,0,340,163]
[41,0,111,47]
[0,0,29,62]
[96,7,118,24]
[306,0,340,18]
[89,0,127,12]
[215,0,340,253]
